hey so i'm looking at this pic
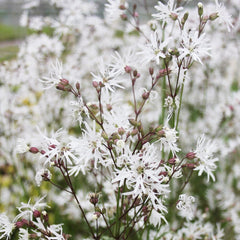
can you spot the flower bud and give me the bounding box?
[120,14,127,21]
[142,92,149,100]
[76,82,80,90]
[118,127,125,135]
[186,163,196,169]
[124,66,132,73]
[29,147,39,154]
[89,193,99,206]
[149,67,154,75]
[60,78,69,85]
[186,152,196,160]
[133,70,138,77]
[130,128,138,136]
[106,104,112,111]
[119,4,126,10]
[209,12,219,21]
[128,119,138,127]
[198,2,203,16]
[168,158,176,165]
[170,12,178,21]
[33,210,41,218]
[92,81,99,88]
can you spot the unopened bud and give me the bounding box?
[124,66,132,73]
[198,2,203,16]
[128,119,138,127]
[168,158,176,165]
[131,128,138,136]
[142,92,149,100]
[118,127,125,135]
[76,82,80,90]
[102,208,106,214]
[121,14,127,21]
[186,163,196,169]
[133,12,139,18]
[60,78,69,85]
[33,210,41,218]
[89,193,99,206]
[133,70,138,77]
[15,221,25,228]
[209,12,219,21]
[92,81,99,88]
[170,12,178,21]
[186,152,196,160]
[29,147,39,154]
[119,4,126,10]
[149,67,154,75]
[56,84,65,91]
[106,104,112,111]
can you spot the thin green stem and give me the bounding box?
[175,72,186,131]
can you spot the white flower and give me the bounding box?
[178,31,211,65]
[159,127,180,155]
[91,58,125,92]
[39,128,79,167]
[0,214,15,240]
[46,224,65,240]
[149,208,167,227]
[41,59,63,89]
[18,228,29,240]
[16,138,30,153]
[35,169,52,187]
[138,31,171,65]
[176,194,195,220]
[194,134,219,182]
[105,0,128,22]
[112,143,169,214]
[214,0,233,32]
[152,0,183,24]
[14,196,49,222]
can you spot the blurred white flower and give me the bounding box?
[113,143,169,214]
[105,0,128,22]
[16,138,30,153]
[176,194,195,220]
[194,134,219,182]
[214,0,233,32]
[18,228,29,240]
[14,196,49,222]
[179,31,211,65]
[0,214,15,240]
[152,0,183,23]
[91,58,125,92]
[35,169,52,187]
[41,60,63,89]
[138,31,171,65]
[159,127,180,155]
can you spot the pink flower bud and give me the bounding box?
[120,14,127,20]
[133,70,138,77]
[142,92,149,100]
[92,81,99,88]
[124,66,132,73]
[168,158,176,165]
[186,152,196,160]
[29,147,39,154]
[149,67,154,75]
[33,210,41,218]
[119,4,126,10]
[60,78,69,85]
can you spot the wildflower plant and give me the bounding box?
[0,0,240,239]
